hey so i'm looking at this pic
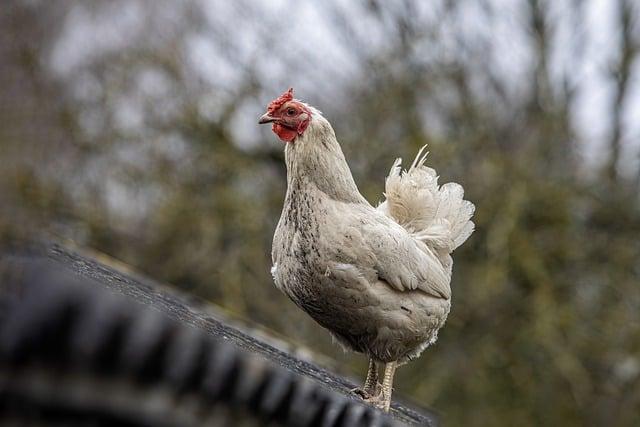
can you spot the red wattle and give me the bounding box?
[273,123,298,143]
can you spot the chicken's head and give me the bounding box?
[258,88,312,142]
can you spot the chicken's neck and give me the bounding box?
[284,117,367,205]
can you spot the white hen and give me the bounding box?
[259,89,475,412]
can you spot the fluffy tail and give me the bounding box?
[377,146,475,254]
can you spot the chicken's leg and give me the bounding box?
[352,358,380,398]
[364,361,397,412]
[363,358,380,396]
[379,361,397,412]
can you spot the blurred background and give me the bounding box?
[1,0,639,425]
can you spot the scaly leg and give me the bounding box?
[364,361,397,412]
[352,358,380,398]
[379,361,397,412]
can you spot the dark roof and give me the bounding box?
[0,241,438,427]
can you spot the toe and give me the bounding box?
[363,396,387,411]
[350,388,371,399]
[362,392,391,413]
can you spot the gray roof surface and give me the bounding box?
[0,241,438,426]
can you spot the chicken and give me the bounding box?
[259,88,475,412]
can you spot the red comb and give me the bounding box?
[267,88,294,113]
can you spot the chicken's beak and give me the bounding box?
[258,113,276,124]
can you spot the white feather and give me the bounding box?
[377,145,475,255]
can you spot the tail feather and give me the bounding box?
[377,146,475,253]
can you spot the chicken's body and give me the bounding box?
[261,89,474,411]
[271,120,450,363]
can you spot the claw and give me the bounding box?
[351,381,382,400]
[363,393,391,412]
[351,387,372,399]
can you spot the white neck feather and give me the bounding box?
[284,109,366,204]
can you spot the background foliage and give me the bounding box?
[1,1,639,425]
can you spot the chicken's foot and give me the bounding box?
[351,358,380,399]
[363,360,397,412]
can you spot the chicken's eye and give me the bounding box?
[286,108,296,116]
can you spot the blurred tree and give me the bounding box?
[1,0,639,426]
